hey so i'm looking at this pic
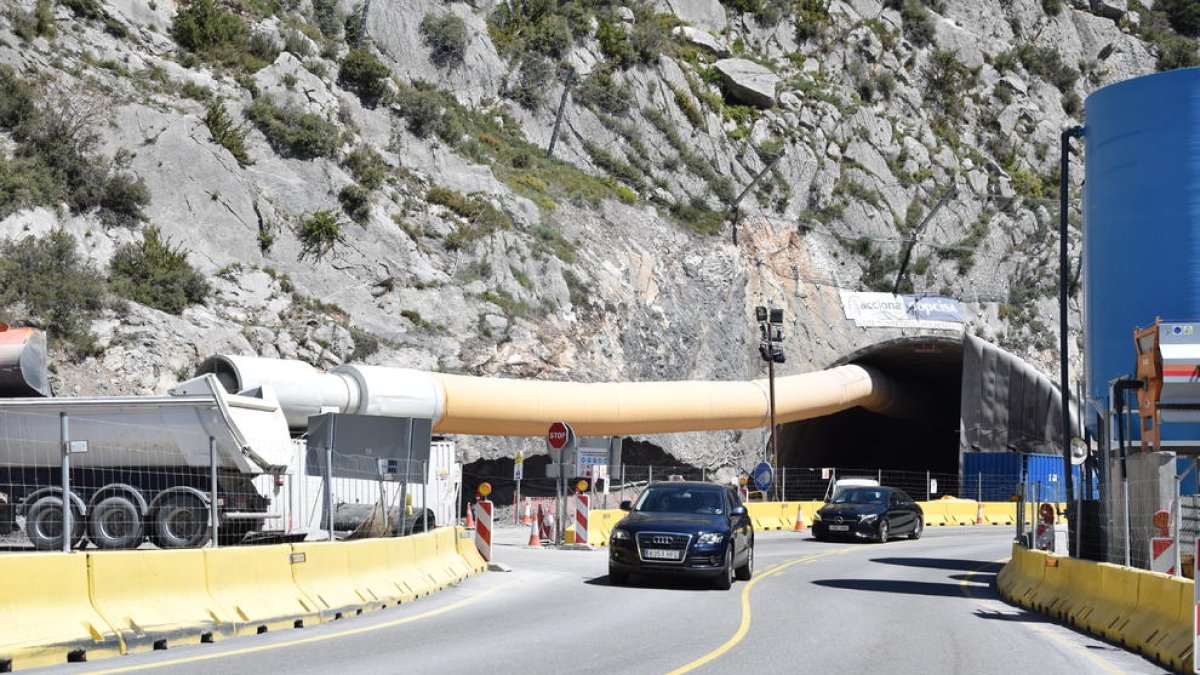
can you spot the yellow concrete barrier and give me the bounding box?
[587,509,624,546]
[433,528,472,584]
[455,527,487,573]
[204,545,319,635]
[0,553,122,670]
[1125,571,1192,669]
[385,535,436,599]
[941,500,979,526]
[345,539,410,609]
[981,502,1015,525]
[1000,544,1194,674]
[747,502,789,530]
[412,530,456,589]
[88,549,234,653]
[289,542,374,621]
[1088,563,1139,641]
[917,501,948,526]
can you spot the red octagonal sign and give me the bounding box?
[547,421,571,451]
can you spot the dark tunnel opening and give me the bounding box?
[778,336,964,489]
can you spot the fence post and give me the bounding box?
[325,446,335,541]
[1174,473,1182,576]
[781,468,786,501]
[1122,473,1131,566]
[925,470,930,501]
[210,436,220,549]
[59,412,71,553]
[977,473,982,502]
[648,466,653,484]
[422,461,429,533]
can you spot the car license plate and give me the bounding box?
[828,525,850,532]
[644,548,681,560]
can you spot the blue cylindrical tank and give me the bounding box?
[1083,67,1200,440]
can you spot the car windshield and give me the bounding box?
[635,486,725,514]
[831,488,887,505]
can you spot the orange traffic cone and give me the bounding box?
[521,498,532,525]
[527,513,541,547]
[976,502,984,526]
[794,506,806,532]
[465,501,475,529]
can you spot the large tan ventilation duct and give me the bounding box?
[199,356,907,436]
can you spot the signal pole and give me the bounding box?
[756,306,786,501]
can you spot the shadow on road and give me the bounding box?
[870,557,1004,574]
[811,578,997,598]
[583,574,721,592]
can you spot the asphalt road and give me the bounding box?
[49,527,1169,675]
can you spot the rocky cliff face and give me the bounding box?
[0,0,1191,466]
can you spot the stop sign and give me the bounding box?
[547,421,571,450]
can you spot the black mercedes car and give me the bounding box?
[811,486,923,543]
[608,481,753,590]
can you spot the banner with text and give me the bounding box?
[840,291,965,330]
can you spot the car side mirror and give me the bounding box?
[619,500,633,511]
[731,505,747,516]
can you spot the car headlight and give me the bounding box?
[696,532,725,545]
[812,511,822,522]
[611,528,631,541]
[859,513,878,522]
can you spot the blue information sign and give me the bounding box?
[752,462,773,491]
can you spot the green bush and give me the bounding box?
[338,183,371,222]
[672,86,705,128]
[109,226,209,314]
[311,0,342,39]
[899,0,935,47]
[392,81,461,141]
[419,12,469,69]
[297,209,344,259]
[1159,0,1200,37]
[670,197,726,236]
[344,4,365,46]
[0,230,105,344]
[245,95,340,159]
[427,186,512,230]
[338,48,391,107]
[283,29,312,56]
[582,141,643,187]
[574,67,634,116]
[923,50,974,118]
[203,100,252,166]
[1015,45,1078,92]
[794,0,830,39]
[511,56,554,110]
[1157,34,1200,71]
[1041,0,1062,16]
[343,146,387,190]
[596,19,636,67]
[171,0,249,63]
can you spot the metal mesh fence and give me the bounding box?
[0,403,462,553]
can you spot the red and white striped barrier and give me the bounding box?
[474,500,493,562]
[575,494,589,546]
[1151,536,1176,574]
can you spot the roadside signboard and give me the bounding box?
[752,462,773,492]
[1151,537,1176,575]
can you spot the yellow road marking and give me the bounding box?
[665,547,854,675]
[86,586,503,674]
[960,557,1126,675]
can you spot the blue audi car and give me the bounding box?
[608,481,753,590]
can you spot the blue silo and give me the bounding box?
[1083,67,1200,439]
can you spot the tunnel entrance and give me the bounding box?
[777,336,964,479]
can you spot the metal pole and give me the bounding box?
[380,475,389,536]
[1174,474,1182,577]
[59,412,71,553]
[620,463,625,504]
[977,473,982,502]
[1059,125,1084,547]
[780,467,785,501]
[1123,472,1131,566]
[325,447,334,541]
[769,353,779,502]
[422,461,429,533]
[210,436,220,549]
[926,470,931,501]
[546,66,575,159]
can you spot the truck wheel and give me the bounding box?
[89,496,144,550]
[217,523,252,546]
[26,496,85,551]
[151,495,210,549]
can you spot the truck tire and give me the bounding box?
[26,496,85,551]
[151,494,210,549]
[89,496,144,550]
[218,522,252,546]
